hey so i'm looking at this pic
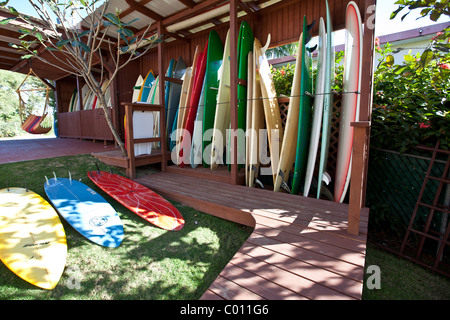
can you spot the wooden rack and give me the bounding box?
[93,102,167,178]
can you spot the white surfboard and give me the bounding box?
[303,18,326,197]
[334,1,363,203]
[190,79,207,168]
[133,75,144,103]
[133,110,154,156]
[317,0,336,199]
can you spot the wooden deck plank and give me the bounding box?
[218,261,305,300]
[246,232,365,281]
[135,169,369,300]
[240,239,363,298]
[207,275,265,300]
[229,251,356,300]
[138,172,368,237]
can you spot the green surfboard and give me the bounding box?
[291,16,313,195]
[227,20,254,170]
[202,30,224,167]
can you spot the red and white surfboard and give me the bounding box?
[88,171,185,231]
[334,1,362,203]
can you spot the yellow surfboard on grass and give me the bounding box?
[0,188,67,290]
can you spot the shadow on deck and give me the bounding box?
[135,166,369,300]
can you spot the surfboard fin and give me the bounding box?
[278,170,291,193]
[261,34,271,54]
[68,171,72,183]
[322,172,332,185]
[53,172,57,181]
[320,185,334,201]
[255,178,264,189]
[305,91,314,98]
[45,176,49,186]
[281,181,291,193]
[306,44,317,53]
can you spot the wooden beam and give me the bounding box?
[238,0,258,19]
[157,21,167,172]
[125,0,164,22]
[177,0,196,8]
[347,0,376,236]
[230,0,238,185]
[163,0,224,26]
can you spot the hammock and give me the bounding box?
[16,68,52,135]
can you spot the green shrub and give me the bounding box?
[372,38,450,153]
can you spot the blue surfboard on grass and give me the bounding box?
[44,176,124,248]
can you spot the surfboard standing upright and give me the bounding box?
[248,39,266,188]
[88,171,185,231]
[211,30,231,169]
[44,176,124,248]
[274,33,303,193]
[317,0,335,199]
[228,21,253,170]
[291,16,313,195]
[256,37,284,184]
[132,75,144,102]
[0,188,67,290]
[303,17,326,197]
[334,1,362,203]
[167,57,186,150]
[202,30,223,167]
[181,42,208,167]
[138,69,155,103]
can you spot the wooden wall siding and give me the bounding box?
[258,0,366,48]
[99,0,371,139]
[134,0,368,75]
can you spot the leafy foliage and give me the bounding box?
[0,70,54,137]
[270,64,295,97]
[0,0,159,154]
[270,36,449,153]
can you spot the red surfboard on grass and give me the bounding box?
[88,171,185,231]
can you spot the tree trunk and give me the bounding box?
[97,95,127,157]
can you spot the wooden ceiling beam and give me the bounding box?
[125,0,164,22]
[238,0,258,18]
[163,0,226,26]
[177,0,197,8]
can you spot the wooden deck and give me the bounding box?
[135,167,369,300]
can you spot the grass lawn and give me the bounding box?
[0,154,449,300]
[0,154,252,299]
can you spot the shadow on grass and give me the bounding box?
[0,155,252,300]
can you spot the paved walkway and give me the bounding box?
[0,136,116,164]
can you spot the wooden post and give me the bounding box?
[124,103,136,178]
[230,0,238,185]
[347,0,376,235]
[157,21,167,172]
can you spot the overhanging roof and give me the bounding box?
[0,0,365,81]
